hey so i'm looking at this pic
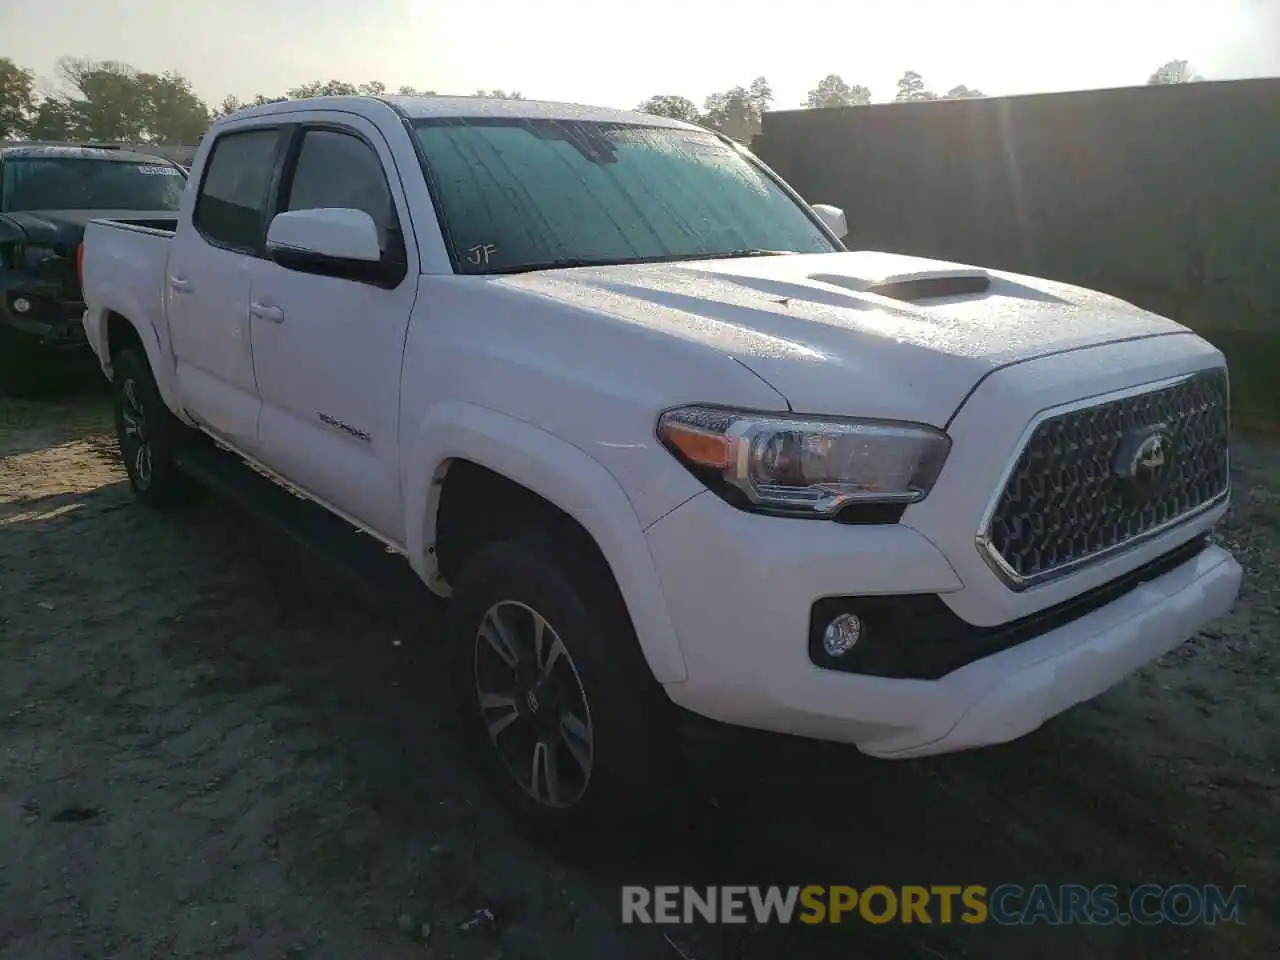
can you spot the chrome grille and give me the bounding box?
[980,369,1230,587]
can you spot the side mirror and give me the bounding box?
[266,207,385,281]
[811,203,848,240]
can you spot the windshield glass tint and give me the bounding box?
[412,119,836,273]
[1,158,186,212]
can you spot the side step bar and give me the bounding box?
[172,438,438,615]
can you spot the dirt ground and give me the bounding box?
[1,387,1277,960]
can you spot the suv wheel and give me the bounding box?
[449,530,682,833]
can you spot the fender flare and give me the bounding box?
[403,400,688,684]
[84,294,184,419]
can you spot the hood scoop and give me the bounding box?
[810,264,992,303]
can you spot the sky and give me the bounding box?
[2,0,1279,111]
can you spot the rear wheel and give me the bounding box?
[449,530,683,834]
[110,347,195,508]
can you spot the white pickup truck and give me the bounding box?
[81,95,1242,830]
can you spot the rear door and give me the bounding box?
[246,115,419,542]
[166,124,287,449]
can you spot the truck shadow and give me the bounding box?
[150,498,1276,960]
[0,387,113,459]
[6,462,1272,960]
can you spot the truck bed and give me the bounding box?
[80,217,177,372]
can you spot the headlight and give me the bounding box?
[20,245,61,272]
[657,405,951,519]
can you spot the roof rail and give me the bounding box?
[78,142,122,150]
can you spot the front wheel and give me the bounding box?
[449,531,683,834]
[111,347,195,508]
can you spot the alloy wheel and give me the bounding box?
[473,600,594,809]
[119,377,153,490]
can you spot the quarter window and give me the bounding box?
[193,128,280,252]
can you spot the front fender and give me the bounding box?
[403,400,688,684]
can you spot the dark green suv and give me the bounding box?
[0,144,187,395]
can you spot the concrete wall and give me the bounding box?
[754,78,1279,427]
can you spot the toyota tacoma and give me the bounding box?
[79,96,1242,830]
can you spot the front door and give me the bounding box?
[167,125,287,449]
[247,118,418,543]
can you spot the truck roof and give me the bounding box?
[0,143,182,165]
[224,95,705,132]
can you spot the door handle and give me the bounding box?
[169,276,191,293]
[250,302,284,324]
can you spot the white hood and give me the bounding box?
[498,251,1189,426]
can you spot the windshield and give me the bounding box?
[1,158,187,213]
[411,119,839,274]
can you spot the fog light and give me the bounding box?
[822,613,863,657]
[11,297,33,314]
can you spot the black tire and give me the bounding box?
[110,347,196,508]
[448,529,684,835]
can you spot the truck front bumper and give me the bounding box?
[645,490,1242,758]
[1,294,90,351]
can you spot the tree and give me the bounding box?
[212,94,244,119]
[26,98,75,141]
[703,76,772,141]
[894,70,937,102]
[942,84,985,99]
[140,71,212,144]
[702,87,751,139]
[804,74,871,109]
[474,89,524,99]
[212,82,434,121]
[635,94,702,123]
[213,81,432,120]
[57,58,149,141]
[1148,60,1200,84]
[286,79,358,98]
[42,58,211,143]
[0,57,37,139]
[283,79,402,99]
[748,76,773,113]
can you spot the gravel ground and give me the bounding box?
[1,388,1276,960]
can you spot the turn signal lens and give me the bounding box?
[660,420,734,470]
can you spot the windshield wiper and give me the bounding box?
[712,248,796,258]
[481,257,630,275]
[478,249,797,275]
